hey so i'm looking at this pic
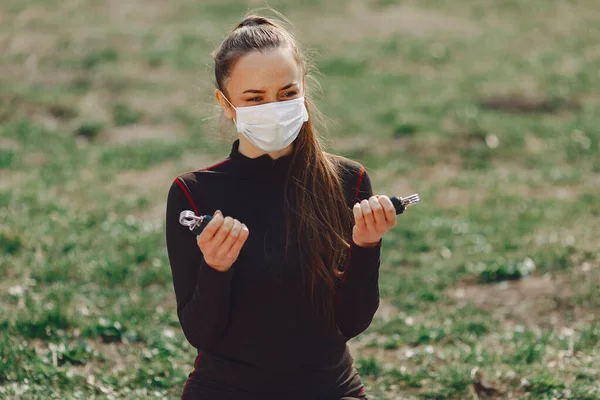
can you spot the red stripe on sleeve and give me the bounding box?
[354,165,365,202]
[173,158,230,216]
[174,178,199,216]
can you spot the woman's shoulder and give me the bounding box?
[171,158,233,186]
[167,157,233,208]
[325,152,366,182]
[324,153,370,207]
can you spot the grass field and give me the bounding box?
[1,0,599,399]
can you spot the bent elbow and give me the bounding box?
[339,314,375,339]
[178,307,222,351]
[182,327,217,351]
[338,298,380,339]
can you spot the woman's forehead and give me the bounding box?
[226,47,302,94]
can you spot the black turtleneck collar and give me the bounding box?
[228,139,293,180]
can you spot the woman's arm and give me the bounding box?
[165,178,234,350]
[335,167,382,339]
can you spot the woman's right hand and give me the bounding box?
[196,210,249,272]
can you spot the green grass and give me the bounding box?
[2,0,600,398]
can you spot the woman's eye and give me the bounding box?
[283,91,298,98]
[248,97,262,102]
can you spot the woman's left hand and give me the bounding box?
[352,195,397,247]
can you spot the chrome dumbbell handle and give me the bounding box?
[179,210,213,235]
[390,193,420,214]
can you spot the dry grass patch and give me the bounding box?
[447,272,596,330]
[114,160,179,195]
[299,2,480,46]
[435,187,488,209]
[100,124,186,145]
[478,94,581,114]
[0,170,27,190]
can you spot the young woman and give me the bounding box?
[165,13,397,400]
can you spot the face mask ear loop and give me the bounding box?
[219,90,238,125]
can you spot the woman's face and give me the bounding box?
[216,45,304,120]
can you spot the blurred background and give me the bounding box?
[1,0,599,399]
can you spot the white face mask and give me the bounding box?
[221,92,309,152]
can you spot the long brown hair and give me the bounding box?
[212,13,355,329]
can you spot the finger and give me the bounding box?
[369,196,387,233]
[226,223,250,259]
[353,202,365,229]
[197,211,224,247]
[212,216,234,247]
[360,199,375,230]
[216,219,242,258]
[377,195,397,226]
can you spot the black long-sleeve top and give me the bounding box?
[165,139,382,399]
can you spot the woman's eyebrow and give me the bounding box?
[279,82,297,91]
[241,83,297,94]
